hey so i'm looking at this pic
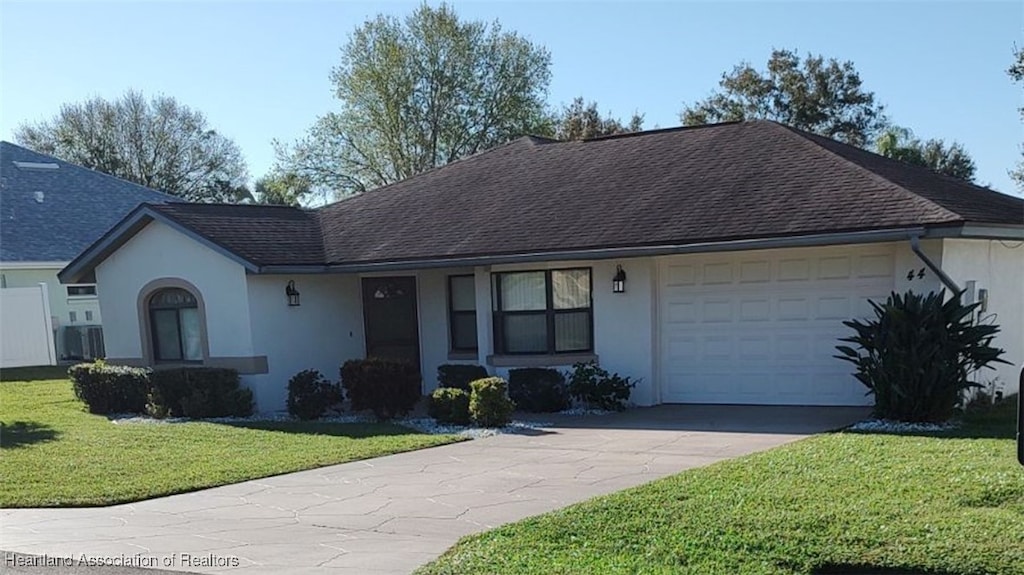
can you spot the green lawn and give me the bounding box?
[420,401,1024,575]
[0,374,462,507]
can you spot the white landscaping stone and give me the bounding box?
[109,411,553,438]
[847,418,959,433]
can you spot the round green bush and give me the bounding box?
[288,369,344,420]
[508,368,569,412]
[469,377,514,428]
[428,387,471,425]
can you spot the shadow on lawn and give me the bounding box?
[222,420,438,438]
[223,420,551,437]
[0,421,60,448]
[816,564,949,575]
[0,365,69,383]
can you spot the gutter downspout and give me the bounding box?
[910,235,961,295]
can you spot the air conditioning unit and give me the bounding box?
[62,326,105,360]
[86,326,105,359]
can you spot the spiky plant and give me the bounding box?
[835,290,1007,423]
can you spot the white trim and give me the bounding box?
[65,283,98,299]
[262,228,928,275]
[13,161,59,170]
[0,261,68,270]
[38,283,57,365]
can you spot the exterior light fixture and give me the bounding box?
[286,280,301,306]
[612,265,627,294]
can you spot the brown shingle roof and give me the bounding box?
[141,121,1024,268]
[150,203,325,266]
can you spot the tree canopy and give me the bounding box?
[1008,46,1024,190]
[15,90,248,202]
[276,3,552,198]
[253,172,312,206]
[680,49,888,148]
[876,127,976,182]
[554,98,643,141]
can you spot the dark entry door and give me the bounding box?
[361,276,420,369]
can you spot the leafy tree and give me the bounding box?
[1009,46,1024,189]
[876,127,976,181]
[681,49,888,147]
[253,172,311,206]
[202,180,253,204]
[554,97,643,140]
[15,90,248,202]
[276,3,552,197]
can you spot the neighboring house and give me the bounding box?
[0,141,176,365]
[59,121,1024,412]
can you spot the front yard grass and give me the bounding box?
[419,400,1024,575]
[0,375,462,507]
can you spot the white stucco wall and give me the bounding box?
[592,259,657,405]
[486,258,658,406]
[941,238,1024,396]
[892,239,944,295]
[245,274,365,412]
[415,267,478,393]
[95,221,253,361]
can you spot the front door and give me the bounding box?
[361,276,420,370]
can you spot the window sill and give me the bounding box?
[486,353,598,368]
[447,351,479,361]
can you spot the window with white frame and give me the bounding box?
[67,284,97,297]
[448,275,478,352]
[492,268,592,355]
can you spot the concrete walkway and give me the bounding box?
[1,405,866,575]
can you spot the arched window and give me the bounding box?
[149,288,202,362]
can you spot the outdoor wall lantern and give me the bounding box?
[613,265,627,294]
[285,280,301,307]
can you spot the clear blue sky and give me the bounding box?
[2,1,1021,194]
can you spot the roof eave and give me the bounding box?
[58,205,260,284]
[262,227,931,274]
[919,222,1024,240]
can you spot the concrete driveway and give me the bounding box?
[1,405,866,575]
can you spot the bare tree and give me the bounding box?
[275,3,552,198]
[16,90,249,202]
[554,98,644,141]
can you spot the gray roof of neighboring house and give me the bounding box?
[0,141,179,263]
[60,121,1024,280]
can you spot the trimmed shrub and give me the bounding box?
[428,387,471,425]
[147,367,253,419]
[340,358,421,420]
[567,361,635,411]
[68,360,150,414]
[469,377,514,427]
[508,368,570,413]
[437,364,489,391]
[836,290,1007,423]
[287,369,344,420]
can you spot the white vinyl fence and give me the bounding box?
[0,283,57,368]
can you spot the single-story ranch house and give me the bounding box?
[60,121,1024,412]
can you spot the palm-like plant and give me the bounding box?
[835,290,1007,423]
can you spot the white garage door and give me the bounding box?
[659,245,895,406]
